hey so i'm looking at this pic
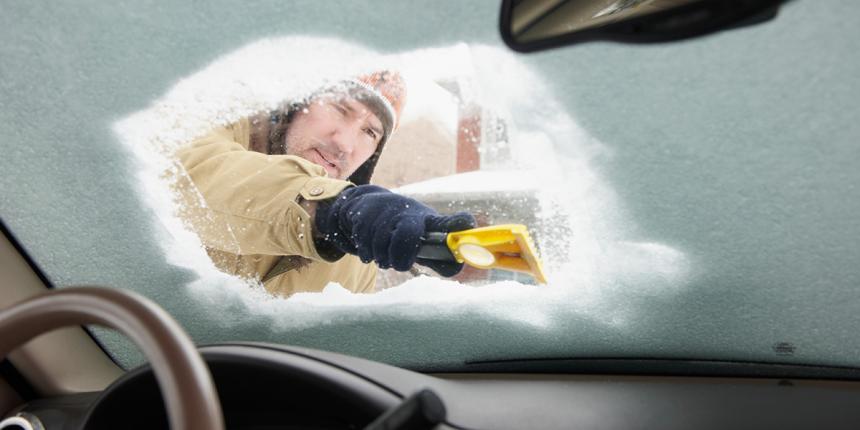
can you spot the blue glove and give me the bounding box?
[315,185,476,276]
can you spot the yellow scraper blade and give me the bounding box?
[446,224,548,284]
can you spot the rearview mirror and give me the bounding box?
[500,0,786,52]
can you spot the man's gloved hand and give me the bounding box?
[315,185,476,277]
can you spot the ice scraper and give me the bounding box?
[417,224,547,284]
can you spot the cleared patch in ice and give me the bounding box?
[114,36,692,334]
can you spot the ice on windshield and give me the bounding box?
[114,36,689,335]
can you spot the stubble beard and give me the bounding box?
[285,134,346,179]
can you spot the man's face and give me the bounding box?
[284,95,385,180]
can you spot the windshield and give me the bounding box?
[2,1,858,373]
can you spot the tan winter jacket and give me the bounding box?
[173,117,377,296]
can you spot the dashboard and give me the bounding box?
[9,342,860,429]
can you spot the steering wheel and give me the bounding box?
[0,287,224,430]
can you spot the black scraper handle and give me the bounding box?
[416,232,456,262]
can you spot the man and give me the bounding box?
[175,71,475,296]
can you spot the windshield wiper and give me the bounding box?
[462,357,860,380]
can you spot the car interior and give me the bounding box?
[4,221,860,428]
[3,0,860,429]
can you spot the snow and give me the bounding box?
[114,36,691,336]
[394,170,540,196]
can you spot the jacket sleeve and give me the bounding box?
[173,122,352,261]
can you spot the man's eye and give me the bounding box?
[332,103,346,114]
[364,128,377,139]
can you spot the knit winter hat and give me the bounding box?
[343,70,407,148]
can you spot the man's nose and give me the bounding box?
[330,120,361,155]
